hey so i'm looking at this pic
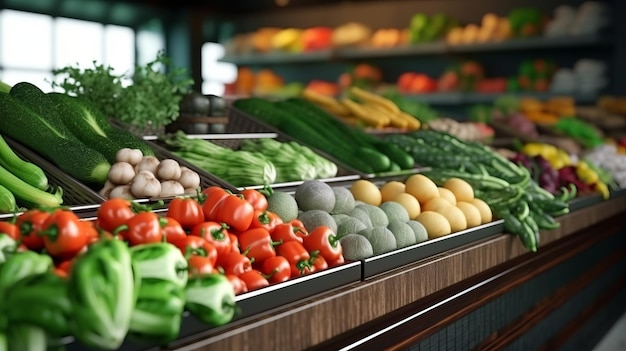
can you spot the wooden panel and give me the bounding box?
[170,196,626,351]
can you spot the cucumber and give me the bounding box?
[372,142,415,170]
[354,146,391,173]
[0,86,110,185]
[0,134,48,190]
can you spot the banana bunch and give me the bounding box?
[302,87,422,130]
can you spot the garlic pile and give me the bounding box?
[99,148,201,200]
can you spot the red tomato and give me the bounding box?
[53,268,68,279]
[238,270,269,291]
[238,228,277,264]
[271,223,304,244]
[167,197,205,230]
[162,217,187,245]
[201,186,230,220]
[261,255,291,284]
[124,212,164,246]
[211,194,255,233]
[302,226,342,262]
[240,189,268,212]
[275,241,312,277]
[190,221,231,257]
[226,274,248,295]
[96,198,135,233]
[249,210,282,232]
[229,233,240,254]
[397,72,417,93]
[0,221,19,241]
[217,251,252,276]
[187,255,216,277]
[40,210,89,259]
[15,209,50,251]
[174,235,218,266]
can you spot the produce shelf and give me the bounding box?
[0,137,106,219]
[220,49,333,65]
[401,91,599,106]
[360,219,505,279]
[219,35,611,65]
[568,188,626,213]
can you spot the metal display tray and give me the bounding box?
[62,261,362,351]
[0,137,106,219]
[149,132,363,192]
[360,219,505,280]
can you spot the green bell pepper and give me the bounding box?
[128,278,185,343]
[6,324,47,351]
[3,271,71,336]
[130,242,188,288]
[185,274,236,327]
[0,250,53,296]
[0,233,17,265]
[68,238,136,350]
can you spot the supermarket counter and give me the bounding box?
[166,192,626,351]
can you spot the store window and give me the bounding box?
[0,9,137,91]
[201,42,236,96]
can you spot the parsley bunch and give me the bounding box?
[51,51,194,131]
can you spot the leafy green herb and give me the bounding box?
[51,51,194,131]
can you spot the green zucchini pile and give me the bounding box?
[0,82,154,187]
[385,130,573,252]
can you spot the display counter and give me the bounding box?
[165,192,626,351]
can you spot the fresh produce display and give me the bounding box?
[302,87,421,131]
[233,97,416,174]
[408,13,458,44]
[384,130,572,252]
[99,148,201,199]
[164,131,338,187]
[506,143,610,199]
[545,2,611,37]
[0,81,155,186]
[341,175,492,259]
[0,205,236,350]
[585,144,626,189]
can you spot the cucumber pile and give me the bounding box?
[385,130,573,252]
[233,97,415,175]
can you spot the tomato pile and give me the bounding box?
[7,186,345,295]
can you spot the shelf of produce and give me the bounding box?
[400,91,599,106]
[219,35,610,65]
[220,50,333,65]
[335,42,447,59]
[170,190,626,351]
[446,34,612,53]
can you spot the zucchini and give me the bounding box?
[0,184,17,212]
[0,134,48,190]
[0,85,110,185]
[0,163,62,208]
[45,94,154,162]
